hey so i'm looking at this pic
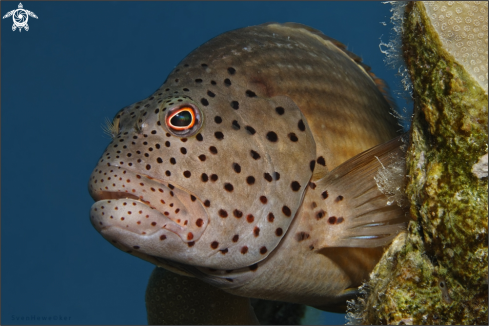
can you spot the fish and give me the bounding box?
[88,22,409,312]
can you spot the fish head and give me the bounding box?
[89,63,316,270]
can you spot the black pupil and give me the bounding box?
[171,110,192,127]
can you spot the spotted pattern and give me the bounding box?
[88,29,317,271]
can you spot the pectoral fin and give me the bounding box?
[308,135,409,249]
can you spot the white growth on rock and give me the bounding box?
[472,153,488,178]
[374,153,408,207]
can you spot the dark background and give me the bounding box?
[1,1,410,324]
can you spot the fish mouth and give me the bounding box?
[90,191,140,202]
[88,163,209,252]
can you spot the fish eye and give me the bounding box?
[164,103,203,137]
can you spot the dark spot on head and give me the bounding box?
[211,241,219,249]
[228,67,236,75]
[291,181,301,192]
[295,232,310,242]
[316,210,325,220]
[310,160,316,172]
[233,209,243,218]
[298,119,306,131]
[195,78,202,83]
[274,172,280,181]
[170,157,176,165]
[246,90,257,97]
[264,173,273,182]
[214,131,224,140]
[196,133,203,141]
[250,150,261,160]
[336,217,344,224]
[259,246,267,254]
[288,133,298,142]
[245,126,256,135]
[183,171,191,178]
[241,246,248,254]
[260,196,267,204]
[165,141,171,147]
[214,116,222,124]
[157,157,163,163]
[335,195,344,202]
[210,174,218,182]
[180,147,187,155]
[218,209,228,218]
[233,163,241,173]
[317,156,326,166]
[328,216,337,224]
[160,235,167,241]
[196,219,204,227]
[249,263,258,271]
[266,131,278,142]
[268,212,275,222]
[146,164,151,170]
[187,232,194,240]
[207,90,215,97]
[224,78,231,86]
[246,176,255,185]
[224,183,234,192]
[275,228,283,236]
[199,154,206,161]
[282,206,291,217]
[204,199,210,207]
[309,182,316,189]
[220,248,228,254]
[211,80,216,85]
[133,246,140,249]
[201,63,208,68]
[231,101,239,110]
[190,195,196,202]
[209,146,218,154]
[200,172,210,182]
[232,120,241,129]
[321,191,329,199]
[232,234,239,242]
[247,214,255,223]
[275,107,285,115]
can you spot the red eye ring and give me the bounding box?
[161,99,203,137]
[166,107,196,131]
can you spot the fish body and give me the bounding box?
[89,23,408,310]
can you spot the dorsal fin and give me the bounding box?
[265,22,396,109]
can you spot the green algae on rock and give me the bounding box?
[347,1,488,324]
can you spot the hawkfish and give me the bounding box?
[88,22,409,312]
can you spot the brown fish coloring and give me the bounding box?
[89,23,409,310]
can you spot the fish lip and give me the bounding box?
[89,163,171,206]
[90,191,140,203]
[89,163,209,243]
[89,164,176,227]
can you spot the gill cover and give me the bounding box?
[90,90,316,270]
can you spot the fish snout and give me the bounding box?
[88,163,209,260]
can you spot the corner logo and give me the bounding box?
[2,3,38,32]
